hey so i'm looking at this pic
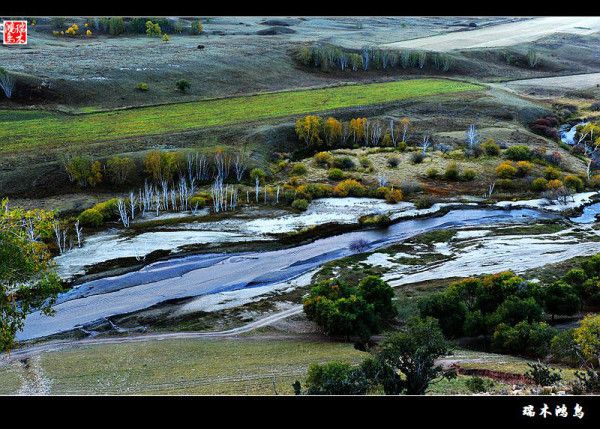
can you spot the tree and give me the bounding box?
[145,20,161,37]
[358,276,397,321]
[400,117,410,142]
[323,117,342,146]
[249,168,266,185]
[190,19,204,35]
[64,155,103,188]
[492,296,543,326]
[175,79,191,93]
[107,17,125,35]
[106,156,136,185]
[143,151,182,183]
[465,124,480,152]
[492,321,555,357]
[525,361,562,386]
[295,115,323,147]
[302,361,369,395]
[303,277,395,342]
[573,314,600,366]
[1,199,62,351]
[376,317,452,395]
[418,292,467,338]
[349,118,367,144]
[544,281,580,319]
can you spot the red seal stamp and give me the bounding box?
[3,20,27,45]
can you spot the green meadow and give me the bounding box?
[0,79,481,153]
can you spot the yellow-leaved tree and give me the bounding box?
[295,115,323,147]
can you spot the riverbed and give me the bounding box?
[19,206,560,341]
[17,192,600,341]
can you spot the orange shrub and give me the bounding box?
[547,179,564,189]
[333,179,367,197]
[385,188,404,204]
[496,162,517,179]
[515,161,533,177]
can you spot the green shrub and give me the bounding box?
[78,208,103,227]
[358,156,372,169]
[303,276,396,341]
[544,167,561,180]
[136,82,149,91]
[387,156,400,168]
[447,149,465,160]
[92,198,119,220]
[291,163,308,175]
[145,20,161,37]
[525,362,562,386]
[106,156,136,185]
[189,196,207,209]
[314,151,334,167]
[505,145,532,161]
[426,167,439,178]
[291,199,309,211]
[496,178,515,190]
[175,79,191,93]
[414,196,434,209]
[564,174,584,192]
[327,168,345,180]
[481,139,501,156]
[359,214,391,226]
[304,361,369,395]
[444,162,460,180]
[64,155,103,188]
[411,152,424,164]
[462,169,476,181]
[589,174,600,189]
[531,177,548,192]
[465,376,495,393]
[333,156,356,170]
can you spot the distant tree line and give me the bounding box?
[50,17,203,36]
[295,44,454,73]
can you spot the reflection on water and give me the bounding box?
[570,202,600,224]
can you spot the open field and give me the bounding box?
[0,79,481,153]
[0,17,510,109]
[0,336,366,395]
[383,17,600,51]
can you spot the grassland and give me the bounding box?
[0,79,481,153]
[0,337,366,395]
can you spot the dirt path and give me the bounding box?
[501,72,600,91]
[382,17,600,51]
[0,305,303,365]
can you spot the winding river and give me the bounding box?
[17,207,560,341]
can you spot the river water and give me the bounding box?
[17,207,559,341]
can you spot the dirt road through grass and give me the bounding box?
[383,17,600,51]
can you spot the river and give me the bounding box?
[17,207,560,341]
